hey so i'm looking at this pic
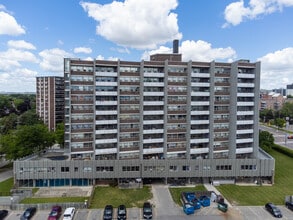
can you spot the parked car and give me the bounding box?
[62,207,75,220]
[0,210,8,220]
[142,202,153,219]
[285,200,293,211]
[48,205,62,220]
[287,135,293,139]
[103,205,113,220]
[20,207,37,220]
[117,204,127,220]
[265,203,282,218]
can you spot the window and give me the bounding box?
[96,166,114,172]
[169,165,178,171]
[122,166,139,172]
[61,167,69,172]
[216,165,232,170]
[241,165,256,170]
[182,166,190,171]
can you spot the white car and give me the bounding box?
[62,207,75,220]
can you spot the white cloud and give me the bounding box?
[0,68,37,92]
[80,0,182,49]
[7,40,36,50]
[142,40,237,62]
[223,0,293,27]
[96,55,104,60]
[74,47,92,54]
[258,47,293,89]
[0,11,25,35]
[39,48,72,72]
[0,48,39,70]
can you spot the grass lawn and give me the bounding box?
[21,196,88,204]
[0,177,13,195]
[217,149,293,206]
[169,184,206,205]
[89,186,152,208]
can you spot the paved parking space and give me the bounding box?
[238,206,293,220]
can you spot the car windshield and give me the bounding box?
[118,209,126,214]
[144,208,152,213]
[24,211,31,217]
[49,210,57,216]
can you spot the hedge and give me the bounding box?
[272,144,293,158]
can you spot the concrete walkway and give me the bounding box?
[0,169,13,182]
[204,183,232,207]
[151,184,182,217]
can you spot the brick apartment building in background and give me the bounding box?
[14,42,275,187]
[259,91,286,111]
[36,76,64,131]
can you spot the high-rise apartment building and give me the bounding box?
[36,76,64,131]
[64,56,261,161]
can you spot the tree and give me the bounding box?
[259,130,274,152]
[0,113,18,134]
[274,118,285,130]
[260,109,274,122]
[0,124,55,160]
[54,123,64,147]
[18,110,41,126]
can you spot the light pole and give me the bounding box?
[10,196,13,210]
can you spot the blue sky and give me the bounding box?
[0,0,293,92]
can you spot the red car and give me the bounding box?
[48,205,62,220]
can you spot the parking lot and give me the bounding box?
[3,205,293,220]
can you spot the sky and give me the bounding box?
[0,0,293,93]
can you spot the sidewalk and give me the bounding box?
[0,169,13,182]
[204,183,232,207]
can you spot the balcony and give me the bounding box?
[167,128,186,133]
[95,138,118,144]
[71,81,93,85]
[120,81,140,86]
[190,147,209,154]
[120,146,139,152]
[190,138,209,144]
[167,138,186,142]
[120,118,139,123]
[236,138,253,144]
[168,91,187,95]
[167,146,186,152]
[120,137,140,142]
[71,90,93,95]
[71,147,94,152]
[120,128,139,133]
[167,119,186,124]
[143,147,164,154]
[235,147,253,154]
[95,147,117,155]
[143,138,164,144]
[120,100,140,105]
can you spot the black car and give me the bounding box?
[103,205,113,220]
[20,207,37,220]
[0,210,8,220]
[143,202,153,219]
[285,201,293,211]
[117,204,127,220]
[265,203,282,218]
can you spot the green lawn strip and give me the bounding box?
[169,184,206,205]
[90,186,152,209]
[0,177,13,195]
[217,149,293,206]
[21,197,88,204]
